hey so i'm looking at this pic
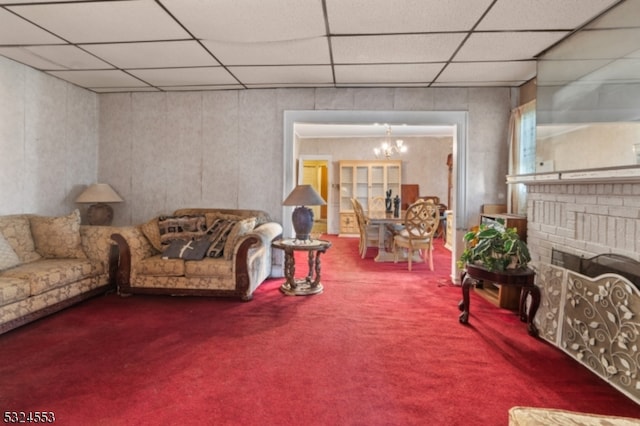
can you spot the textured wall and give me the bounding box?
[0,54,512,227]
[0,57,98,217]
[99,87,512,227]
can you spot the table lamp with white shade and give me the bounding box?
[75,183,123,226]
[282,184,326,241]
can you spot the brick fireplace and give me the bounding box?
[524,179,640,405]
[526,181,640,264]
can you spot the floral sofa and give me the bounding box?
[0,210,116,334]
[110,208,282,301]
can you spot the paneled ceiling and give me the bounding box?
[0,0,623,93]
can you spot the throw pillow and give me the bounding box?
[0,232,20,271]
[158,215,207,246]
[204,212,243,228]
[29,209,86,259]
[204,219,235,258]
[161,237,211,260]
[0,215,41,263]
[140,217,162,252]
[224,217,257,260]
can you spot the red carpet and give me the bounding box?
[1,236,639,425]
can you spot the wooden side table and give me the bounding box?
[458,264,539,336]
[272,239,332,296]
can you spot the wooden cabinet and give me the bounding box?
[339,160,401,235]
[475,214,528,310]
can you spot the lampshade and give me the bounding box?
[75,183,123,226]
[75,183,123,204]
[283,185,326,241]
[282,185,326,207]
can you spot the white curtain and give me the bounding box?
[507,100,536,215]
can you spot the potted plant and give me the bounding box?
[457,219,531,272]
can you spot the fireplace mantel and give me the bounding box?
[507,165,640,185]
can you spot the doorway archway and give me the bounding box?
[283,110,468,281]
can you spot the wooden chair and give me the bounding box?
[351,198,381,258]
[392,199,439,271]
[368,196,386,217]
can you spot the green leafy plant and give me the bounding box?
[457,219,531,272]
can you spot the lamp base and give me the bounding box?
[87,203,114,226]
[291,206,314,241]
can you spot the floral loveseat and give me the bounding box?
[0,210,116,334]
[110,208,282,301]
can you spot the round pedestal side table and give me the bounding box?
[272,239,332,296]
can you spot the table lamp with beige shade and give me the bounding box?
[282,184,326,242]
[75,183,123,226]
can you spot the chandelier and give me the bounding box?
[374,124,407,159]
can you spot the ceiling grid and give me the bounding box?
[0,0,625,92]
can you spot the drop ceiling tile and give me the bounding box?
[91,87,160,93]
[82,41,219,69]
[430,80,520,87]
[8,0,189,43]
[334,63,444,84]
[542,28,640,60]
[229,65,333,85]
[159,85,245,91]
[202,37,330,66]
[245,83,335,89]
[0,8,64,44]
[47,70,149,88]
[326,0,494,33]
[161,0,326,42]
[436,61,536,84]
[0,45,112,70]
[332,34,466,64]
[477,0,619,30]
[128,67,238,87]
[455,31,569,61]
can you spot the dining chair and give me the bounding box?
[368,196,386,217]
[392,199,439,271]
[351,198,381,258]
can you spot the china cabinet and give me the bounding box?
[339,160,401,235]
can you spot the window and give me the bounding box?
[508,100,536,215]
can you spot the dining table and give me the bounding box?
[366,210,418,263]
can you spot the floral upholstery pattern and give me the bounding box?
[509,406,640,425]
[138,256,185,277]
[0,233,20,271]
[2,258,103,296]
[185,257,232,277]
[115,226,156,266]
[224,217,257,260]
[0,213,114,333]
[29,209,86,259]
[140,217,162,252]
[1,277,105,326]
[113,208,283,300]
[80,225,117,266]
[134,275,236,291]
[0,277,30,306]
[0,215,41,263]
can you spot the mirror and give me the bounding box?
[536,0,640,172]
